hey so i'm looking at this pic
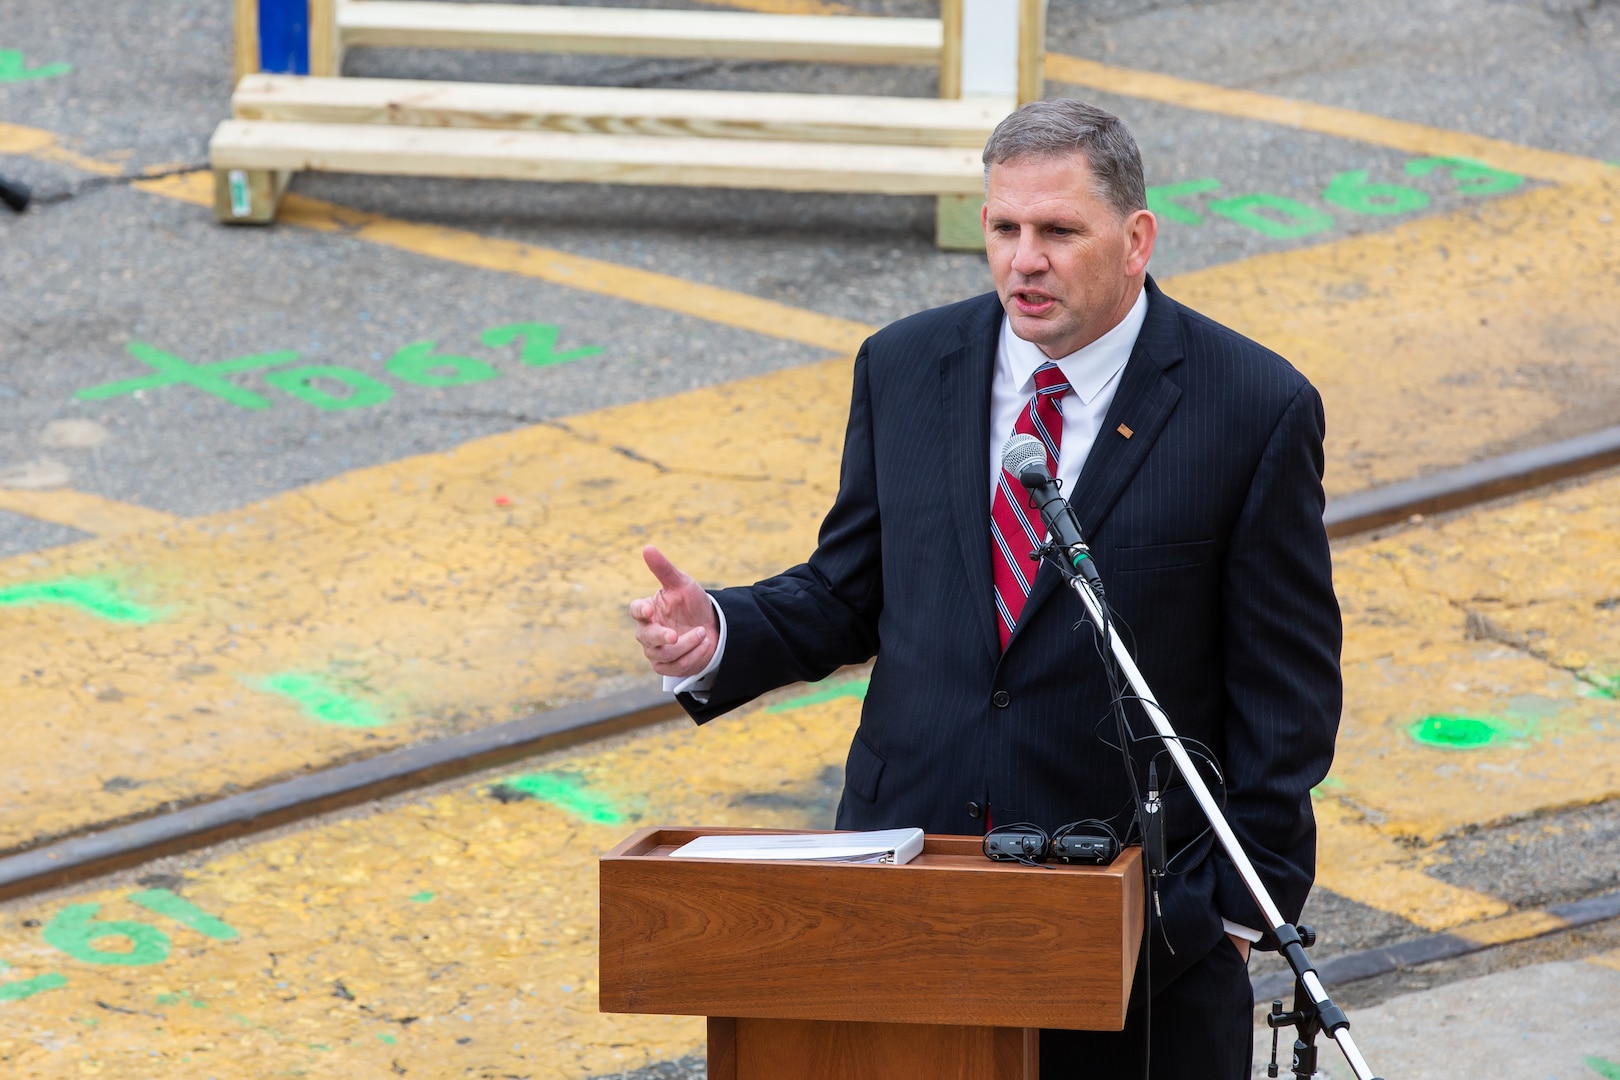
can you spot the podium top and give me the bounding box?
[600,827,1143,1031]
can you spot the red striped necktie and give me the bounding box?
[990,362,1070,650]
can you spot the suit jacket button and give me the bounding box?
[992,690,1010,708]
[966,801,982,819]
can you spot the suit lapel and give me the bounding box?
[1008,279,1185,646]
[943,295,1004,664]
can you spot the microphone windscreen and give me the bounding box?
[1001,432,1048,480]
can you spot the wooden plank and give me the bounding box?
[209,119,988,195]
[338,1,943,64]
[232,75,1010,147]
[1017,0,1046,103]
[309,0,344,76]
[599,828,1142,1030]
[233,0,260,83]
[939,0,963,99]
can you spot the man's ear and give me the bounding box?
[1125,208,1158,277]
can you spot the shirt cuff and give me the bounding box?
[661,596,727,702]
[1222,918,1264,944]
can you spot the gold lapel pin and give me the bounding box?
[1117,423,1134,439]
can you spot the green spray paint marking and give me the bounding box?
[77,342,300,410]
[0,49,72,82]
[1408,714,1521,750]
[766,677,870,713]
[43,903,171,966]
[258,673,386,728]
[129,888,238,941]
[0,960,68,1003]
[0,578,156,623]
[481,322,604,367]
[75,323,604,413]
[1146,178,1221,225]
[1579,675,1619,701]
[1586,1056,1620,1080]
[408,891,435,903]
[493,773,624,825]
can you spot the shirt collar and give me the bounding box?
[999,287,1149,406]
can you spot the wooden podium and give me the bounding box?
[600,827,1144,1080]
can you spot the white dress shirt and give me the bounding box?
[987,288,1146,505]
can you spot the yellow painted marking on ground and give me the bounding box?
[0,122,123,177]
[0,693,862,1078]
[1310,798,1508,931]
[1169,175,1620,495]
[0,488,178,538]
[1588,948,1620,973]
[1330,470,1620,842]
[0,357,853,853]
[1450,908,1570,947]
[1044,54,1616,186]
[137,171,874,356]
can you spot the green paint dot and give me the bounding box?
[766,677,870,713]
[257,673,385,728]
[1408,714,1516,750]
[493,773,624,825]
[0,578,156,623]
[408,891,435,904]
[1586,1056,1620,1080]
[378,1034,397,1045]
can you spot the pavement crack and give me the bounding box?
[2,164,209,211]
[1453,600,1612,695]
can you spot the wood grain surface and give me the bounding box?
[231,75,1011,148]
[337,1,943,65]
[600,828,1143,1030]
[208,121,989,195]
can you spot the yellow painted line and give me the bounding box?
[1588,948,1620,973]
[0,122,123,177]
[1311,798,1508,931]
[1044,54,1616,186]
[0,488,178,538]
[1450,908,1570,947]
[0,692,862,1078]
[136,171,874,356]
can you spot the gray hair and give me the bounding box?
[981,99,1147,219]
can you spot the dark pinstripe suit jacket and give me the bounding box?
[682,277,1342,986]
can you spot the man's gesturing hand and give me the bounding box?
[629,546,720,679]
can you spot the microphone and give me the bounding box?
[1000,432,1104,593]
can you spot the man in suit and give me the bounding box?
[630,99,1341,1078]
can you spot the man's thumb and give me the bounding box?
[642,545,694,593]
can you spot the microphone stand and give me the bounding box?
[1031,532,1384,1080]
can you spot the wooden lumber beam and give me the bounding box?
[209,120,986,195]
[309,0,345,76]
[231,75,1011,148]
[337,1,942,65]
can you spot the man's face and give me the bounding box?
[982,154,1157,360]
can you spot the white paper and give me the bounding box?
[669,828,924,865]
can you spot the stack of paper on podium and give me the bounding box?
[669,828,925,864]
